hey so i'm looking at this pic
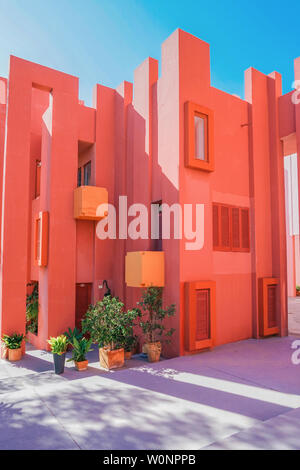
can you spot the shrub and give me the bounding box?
[137,287,175,344]
[26,282,39,334]
[82,295,139,351]
[2,333,24,350]
[67,337,93,363]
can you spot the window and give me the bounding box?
[35,161,41,198]
[77,167,82,187]
[151,201,162,251]
[84,161,91,186]
[34,211,49,267]
[185,102,214,171]
[185,281,216,352]
[258,278,279,337]
[213,203,250,252]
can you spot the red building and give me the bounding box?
[0,29,299,357]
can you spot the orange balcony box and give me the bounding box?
[74,186,108,221]
[125,251,165,288]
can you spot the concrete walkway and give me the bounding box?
[1,336,300,450]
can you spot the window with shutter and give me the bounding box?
[212,203,250,252]
[259,278,279,337]
[221,205,230,249]
[241,209,250,250]
[213,204,219,248]
[231,207,240,250]
[195,289,210,341]
[185,281,216,352]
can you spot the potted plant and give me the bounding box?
[82,296,139,370]
[47,335,68,374]
[138,287,175,363]
[296,286,300,297]
[64,326,83,351]
[123,334,138,360]
[1,333,24,361]
[67,337,93,371]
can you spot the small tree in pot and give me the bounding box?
[138,287,175,362]
[2,333,24,361]
[47,335,68,374]
[82,296,139,370]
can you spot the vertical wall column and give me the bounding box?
[0,56,79,349]
[0,60,32,340]
[245,67,287,337]
[114,81,133,302]
[0,78,7,257]
[38,88,78,349]
[93,85,115,301]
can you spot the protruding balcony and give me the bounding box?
[74,186,108,221]
[125,251,165,288]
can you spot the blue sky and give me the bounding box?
[0,0,298,105]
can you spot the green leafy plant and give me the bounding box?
[47,335,68,355]
[67,337,93,363]
[82,296,139,351]
[123,334,138,353]
[137,287,175,344]
[296,285,300,292]
[2,333,24,350]
[64,327,83,344]
[26,282,39,334]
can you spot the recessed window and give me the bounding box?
[77,167,82,187]
[35,161,41,198]
[213,203,250,252]
[194,115,206,161]
[185,102,214,172]
[84,161,91,186]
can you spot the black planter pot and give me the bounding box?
[53,353,66,375]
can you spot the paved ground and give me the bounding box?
[1,336,300,450]
[288,297,300,335]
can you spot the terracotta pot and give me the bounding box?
[99,347,124,370]
[53,353,66,375]
[296,291,300,297]
[124,350,133,360]
[75,360,88,371]
[147,342,161,363]
[8,348,22,362]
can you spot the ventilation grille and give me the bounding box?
[195,289,210,341]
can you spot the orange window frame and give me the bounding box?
[185,280,216,352]
[185,101,214,172]
[258,278,279,337]
[34,211,49,267]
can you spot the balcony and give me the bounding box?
[74,186,108,221]
[125,251,165,288]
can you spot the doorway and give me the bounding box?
[75,283,92,329]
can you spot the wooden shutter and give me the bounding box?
[241,208,250,251]
[259,278,279,337]
[195,289,210,341]
[213,204,219,248]
[231,207,240,250]
[221,205,230,250]
[267,285,277,328]
[185,281,216,352]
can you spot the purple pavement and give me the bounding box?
[1,336,300,449]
